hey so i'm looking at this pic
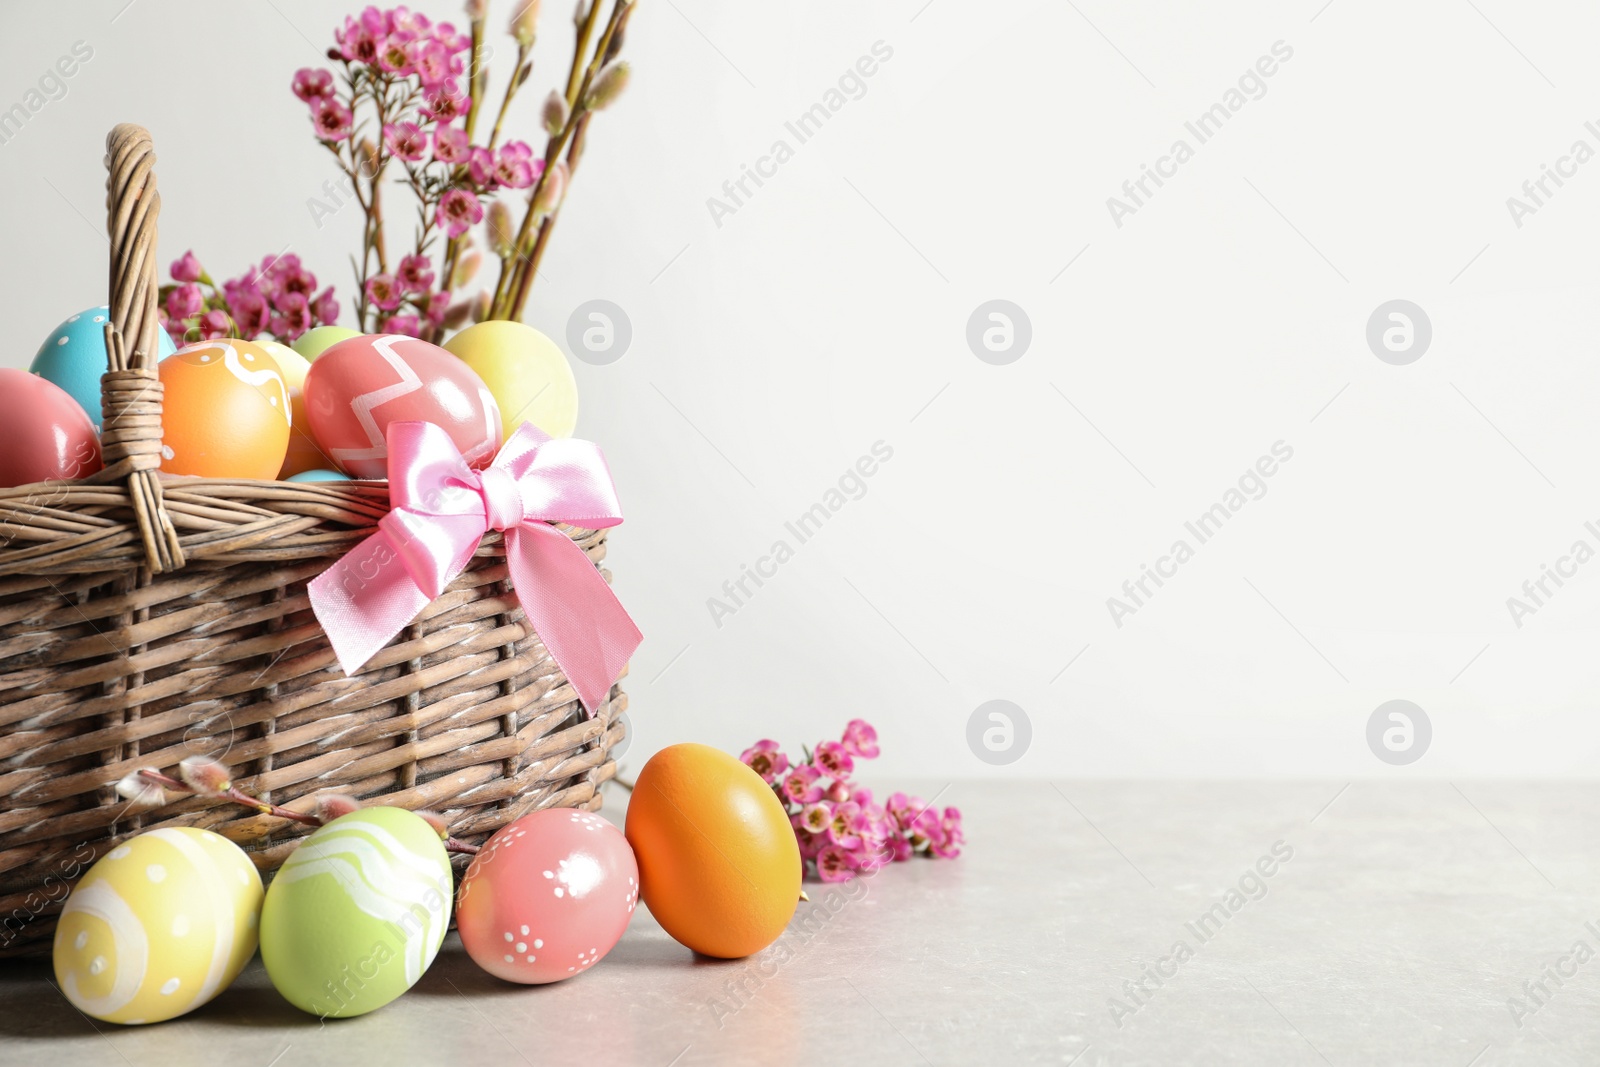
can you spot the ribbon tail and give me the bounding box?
[308,530,433,675]
[506,524,642,714]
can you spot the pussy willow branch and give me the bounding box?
[505,0,632,319]
[134,769,481,855]
[496,0,630,319]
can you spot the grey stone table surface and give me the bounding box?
[2,780,1599,1066]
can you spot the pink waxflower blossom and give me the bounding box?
[740,740,790,784]
[433,20,471,53]
[494,141,538,189]
[197,309,232,340]
[886,792,918,829]
[383,121,427,161]
[312,286,341,325]
[795,829,830,861]
[814,741,854,781]
[931,807,964,858]
[263,253,315,299]
[780,764,823,806]
[841,719,880,759]
[412,39,450,87]
[906,805,941,853]
[166,283,203,321]
[170,250,204,283]
[826,801,862,850]
[433,124,469,163]
[380,312,422,336]
[397,254,435,293]
[270,292,314,339]
[743,722,961,880]
[337,16,380,65]
[467,146,497,188]
[794,803,831,836]
[365,273,402,311]
[378,30,417,74]
[424,80,469,124]
[313,98,354,141]
[435,186,483,237]
[228,290,271,338]
[816,845,859,883]
[422,291,450,328]
[391,6,430,34]
[292,67,334,101]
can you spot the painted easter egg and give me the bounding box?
[443,321,578,441]
[31,305,176,431]
[259,807,452,1018]
[0,369,103,488]
[291,324,360,361]
[53,828,263,1025]
[456,808,638,984]
[304,334,501,479]
[625,744,802,958]
[285,469,351,483]
[159,340,290,480]
[258,341,326,478]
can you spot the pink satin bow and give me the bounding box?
[308,420,642,713]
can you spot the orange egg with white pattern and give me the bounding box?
[158,340,291,480]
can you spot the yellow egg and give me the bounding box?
[259,340,327,478]
[443,321,578,441]
[53,828,263,1025]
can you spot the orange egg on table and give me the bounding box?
[624,743,801,958]
[159,339,290,480]
[258,340,326,478]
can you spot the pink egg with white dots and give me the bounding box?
[456,807,639,984]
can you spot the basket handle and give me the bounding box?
[92,123,184,573]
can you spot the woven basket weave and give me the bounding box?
[0,125,628,958]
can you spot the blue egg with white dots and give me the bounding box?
[285,469,351,483]
[30,306,177,433]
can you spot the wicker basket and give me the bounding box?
[0,125,628,958]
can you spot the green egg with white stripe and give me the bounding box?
[53,827,263,1025]
[260,807,453,1018]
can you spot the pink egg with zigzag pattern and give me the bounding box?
[303,334,501,479]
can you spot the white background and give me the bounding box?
[2,0,1596,780]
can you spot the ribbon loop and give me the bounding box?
[308,421,642,713]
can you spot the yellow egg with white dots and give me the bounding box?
[53,828,263,1025]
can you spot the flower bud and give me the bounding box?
[178,755,232,794]
[541,89,569,136]
[315,793,362,821]
[472,289,493,322]
[532,160,568,215]
[509,0,541,46]
[115,770,165,807]
[453,249,483,288]
[443,300,474,330]
[584,60,630,111]
[486,200,515,257]
[573,0,591,25]
[464,0,488,19]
